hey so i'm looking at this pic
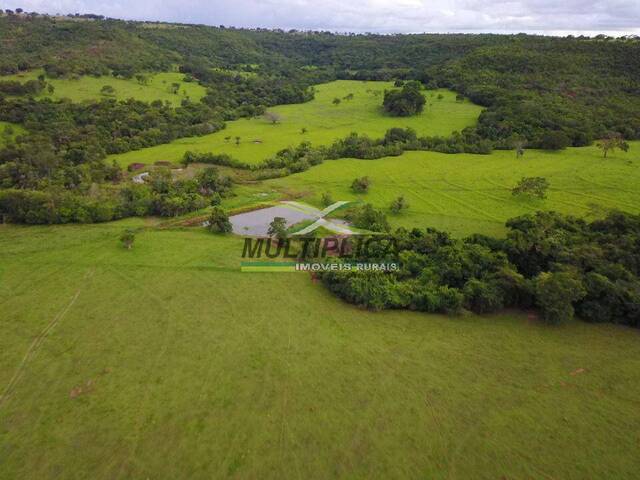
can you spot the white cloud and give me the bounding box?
[3,0,640,35]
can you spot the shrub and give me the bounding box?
[390,195,409,214]
[120,229,136,249]
[351,176,371,193]
[321,192,334,207]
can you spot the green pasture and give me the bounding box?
[1,70,206,105]
[0,223,639,479]
[109,80,483,167]
[258,142,640,237]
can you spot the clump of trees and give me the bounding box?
[0,165,232,224]
[383,81,425,117]
[320,211,640,327]
[344,204,390,232]
[512,177,550,199]
[0,79,46,96]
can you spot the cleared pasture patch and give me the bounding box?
[260,142,640,237]
[0,121,25,147]
[0,223,639,479]
[108,80,483,167]
[1,70,206,105]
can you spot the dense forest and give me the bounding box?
[320,210,640,327]
[1,14,639,207]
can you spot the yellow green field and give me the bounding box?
[109,81,483,167]
[230,142,638,237]
[1,70,206,106]
[1,222,639,479]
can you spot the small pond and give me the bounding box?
[229,205,318,236]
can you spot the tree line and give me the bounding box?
[320,210,640,327]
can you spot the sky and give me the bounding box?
[2,0,640,36]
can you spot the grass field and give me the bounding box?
[109,80,483,167]
[256,142,640,237]
[1,70,206,106]
[1,222,639,479]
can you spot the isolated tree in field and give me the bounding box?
[512,137,527,158]
[383,83,425,117]
[207,207,232,233]
[597,132,629,158]
[343,93,354,101]
[100,85,116,96]
[455,93,464,102]
[332,97,341,106]
[224,136,231,143]
[235,136,241,146]
[390,195,409,214]
[170,82,180,94]
[512,177,550,199]
[351,176,371,193]
[120,229,135,249]
[135,74,149,85]
[301,127,307,134]
[268,217,288,240]
[264,111,282,124]
[437,93,444,100]
[321,192,334,207]
[47,84,55,95]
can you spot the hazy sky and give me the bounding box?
[3,0,640,35]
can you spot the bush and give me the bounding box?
[390,195,409,214]
[351,176,371,193]
[120,229,136,249]
[321,192,334,207]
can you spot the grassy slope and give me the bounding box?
[259,142,640,237]
[109,80,483,167]
[0,222,639,479]
[1,70,206,106]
